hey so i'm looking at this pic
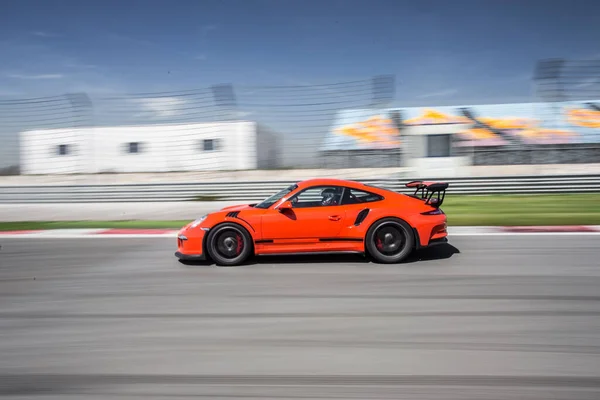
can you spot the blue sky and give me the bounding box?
[1,0,600,168]
[2,0,600,99]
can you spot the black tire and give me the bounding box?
[206,223,253,266]
[365,217,414,264]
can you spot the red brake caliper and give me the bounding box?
[236,234,243,255]
[376,237,383,250]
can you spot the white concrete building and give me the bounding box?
[19,121,280,174]
[400,123,472,177]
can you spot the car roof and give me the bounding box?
[296,178,374,189]
[292,178,402,199]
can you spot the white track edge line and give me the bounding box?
[450,232,600,236]
[0,234,178,239]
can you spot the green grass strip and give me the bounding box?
[1,194,599,230]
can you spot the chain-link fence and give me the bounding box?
[0,94,93,174]
[1,76,397,174]
[2,61,600,175]
[458,58,600,165]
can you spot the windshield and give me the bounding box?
[253,184,298,209]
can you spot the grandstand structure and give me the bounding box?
[319,59,600,169]
[319,99,600,168]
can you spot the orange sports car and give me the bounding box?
[175,178,449,266]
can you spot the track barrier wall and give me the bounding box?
[1,174,599,203]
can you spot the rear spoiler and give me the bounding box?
[405,180,449,208]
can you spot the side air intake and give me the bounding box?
[354,209,370,226]
[226,211,240,218]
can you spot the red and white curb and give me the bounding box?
[0,228,179,238]
[1,226,600,239]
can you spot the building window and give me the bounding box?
[426,134,451,157]
[202,139,220,151]
[57,144,69,156]
[126,142,142,154]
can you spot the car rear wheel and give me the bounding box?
[206,223,253,266]
[365,218,414,263]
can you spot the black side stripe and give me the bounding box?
[319,237,363,242]
[256,237,362,243]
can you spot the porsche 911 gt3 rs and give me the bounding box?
[175,178,449,266]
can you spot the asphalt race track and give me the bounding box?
[1,234,600,399]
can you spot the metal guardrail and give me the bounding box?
[1,174,600,203]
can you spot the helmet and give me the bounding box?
[321,187,340,206]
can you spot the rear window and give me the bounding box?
[341,187,384,205]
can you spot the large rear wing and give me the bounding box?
[405,180,449,208]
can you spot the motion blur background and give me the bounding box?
[4,3,600,399]
[2,0,600,178]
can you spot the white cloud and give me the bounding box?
[31,31,60,38]
[131,97,188,119]
[107,33,155,47]
[0,89,22,97]
[6,73,64,80]
[574,77,599,88]
[64,62,98,69]
[416,89,458,99]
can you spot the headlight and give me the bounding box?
[190,215,207,228]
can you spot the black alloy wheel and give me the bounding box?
[365,218,414,263]
[207,223,253,266]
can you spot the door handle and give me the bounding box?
[328,215,341,221]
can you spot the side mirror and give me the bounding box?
[278,200,293,212]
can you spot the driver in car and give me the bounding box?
[320,187,342,206]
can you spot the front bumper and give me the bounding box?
[175,228,208,260]
[175,251,206,260]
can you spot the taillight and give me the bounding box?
[421,209,443,215]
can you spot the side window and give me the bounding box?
[341,188,384,205]
[290,186,344,208]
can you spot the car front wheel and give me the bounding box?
[206,223,253,266]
